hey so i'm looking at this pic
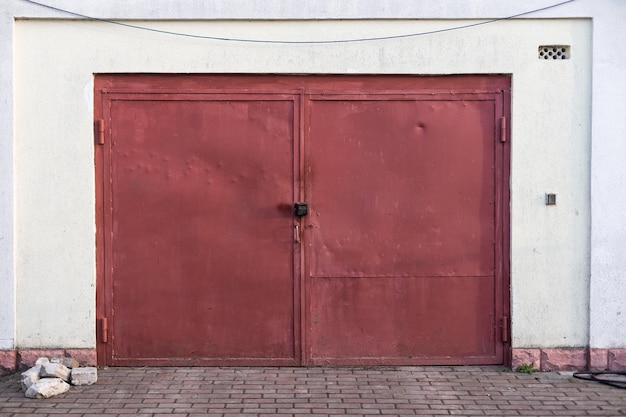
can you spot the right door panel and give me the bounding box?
[305,95,504,364]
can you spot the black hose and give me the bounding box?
[573,371,626,389]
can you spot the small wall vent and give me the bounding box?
[539,45,570,60]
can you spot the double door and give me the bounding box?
[95,75,510,366]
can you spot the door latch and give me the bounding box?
[294,202,309,217]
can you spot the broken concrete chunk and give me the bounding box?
[21,365,41,392]
[50,357,80,369]
[35,357,49,366]
[39,363,71,382]
[25,378,70,399]
[70,367,97,386]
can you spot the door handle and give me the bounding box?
[295,224,301,244]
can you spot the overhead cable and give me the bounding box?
[21,0,576,45]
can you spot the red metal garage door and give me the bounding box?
[305,92,508,365]
[96,89,301,366]
[95,75,510,366]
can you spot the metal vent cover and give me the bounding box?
[539,45,570,60]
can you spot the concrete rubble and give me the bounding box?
[40,363,71,381]
[24,378,70,399]
[70,367,98,386]
[20,356,97,399]
[20,366,41,391]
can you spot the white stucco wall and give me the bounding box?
[0,7,14,349]
[1,0,624,352]
[589,1,626,349]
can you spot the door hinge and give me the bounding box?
[100,317,108,343]
[95,119,105,145]
[501,316,509,343]
[500,116,507,143]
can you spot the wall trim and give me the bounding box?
[512,348,626,371]
[0,349,96,375]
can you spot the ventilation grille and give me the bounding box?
[539,45,570,60]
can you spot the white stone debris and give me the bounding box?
[70,367,98,386]
[20,365,41,391]
[20,356,98,399]
[24,378,71,399]
[35,357,49,366]
[50,357,80,369]
[39,363,71,382]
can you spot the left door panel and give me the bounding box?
[98,92,298,365]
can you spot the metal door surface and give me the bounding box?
[96,87,300,365]
[304,91,508,365]
[95,75,510,366]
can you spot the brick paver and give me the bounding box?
[0,366,624,416]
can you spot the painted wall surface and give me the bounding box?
[7,0,594,19]
[0,7,16,352]
[589,1,626,349]
[12,18,591,349]
[1,0,623,351]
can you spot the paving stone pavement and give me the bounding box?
[0,366,624,416]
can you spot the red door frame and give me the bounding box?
[94,74,511,367]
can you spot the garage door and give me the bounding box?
[95,75,510,366]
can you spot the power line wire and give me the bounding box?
[21,0,576,45]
